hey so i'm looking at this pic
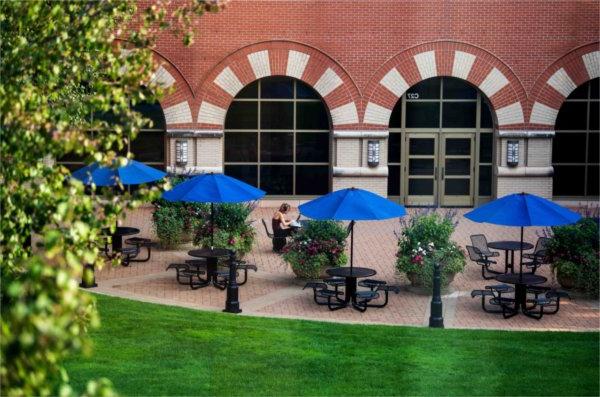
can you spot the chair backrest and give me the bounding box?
[470,234,490,254]
[466,245,483,262]
[534,237,550,254]
[261,219,274,238]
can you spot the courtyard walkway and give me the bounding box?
[93,206,599,332]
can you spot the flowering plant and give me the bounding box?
[282,220,348,279]
[396,210,465,288]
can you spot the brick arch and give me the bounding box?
[529,43,599,128]
[114,40,196,127]
[194,41,361,129]
[362,41,527,129]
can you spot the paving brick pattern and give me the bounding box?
[94,206,599,331]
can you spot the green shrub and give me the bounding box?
[396,211,465,288]
[193,203,256,256]
[547,217,599,298]
[152,206,185,249]
[282,220,348,279]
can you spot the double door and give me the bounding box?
[404,133,474,206]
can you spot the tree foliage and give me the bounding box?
[0,1,226,395]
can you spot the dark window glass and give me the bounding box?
[224,132,257,162]
[388,133,401,163]
[480,133,493,163]
[552,133,587,163]
[236,81,258,98]
[589,101,599,130]
[481,100,494,129]
[408,179,434,195]
[132,102,166,130]
[555,102,588,130]
[225,102,258,129]
[296,81,320,99]
[387,165,401,196]
[588,132,599,163]
[296,133,329,162]
[260,132,293,162]
[59,152,86,163]
[225,165,258,187]
[442,102,477,128]
[260,76,293,99]
[297,102,329,130]
[260,102,293,129]
[131,131,164,162]
[587,165,599,196]
[445,138,471,156]
[409,159,434,175]
[443,78,477,99]
[445,179,470,195]
[445,159,471,176]
[568,83,589,99]
[409,138,435,155]
[478,165,492,196]
[591,78,599,99]
[260,165,293,194]
[389,101,402,128]
[405,102,440,128]
[296,166,329,195]
[553,165,586,196]
[406,78,440,100]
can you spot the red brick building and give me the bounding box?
[62,0,600,206]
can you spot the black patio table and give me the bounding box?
[496,273,547,317]
[488,240,534,273]
[103,227,140,253]
[188,248,231,289]
[326,266,377,307]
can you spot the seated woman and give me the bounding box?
[272,203,294,237]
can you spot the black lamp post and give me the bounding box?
[224,251,241,313]
[80,263,98,288]
[428,262,444,328]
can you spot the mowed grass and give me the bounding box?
[65,294,599,396]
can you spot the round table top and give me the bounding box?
[488,241,534,251]
[496,273,547,285]
[326,267,377,278]
[104,227,140,237]
[188,248,231,259]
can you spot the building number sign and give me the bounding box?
[407,92,419,99]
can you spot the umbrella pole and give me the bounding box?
[349,220,355,270]
[210,202,214,250]
[519,226,524,279]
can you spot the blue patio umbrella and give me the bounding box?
[162,173,265,247]
[71,159,166,186]
[299,187,407,269]
[465,192,581,274]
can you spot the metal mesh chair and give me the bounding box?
[470,234,500,259]
[523,237,550,274]
[466,245,502,280]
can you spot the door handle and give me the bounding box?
[434,166,437,180]
[442,167,445,180]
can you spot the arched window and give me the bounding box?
[387,77,494,206]
[224,77,331,196]
[57,101,166,172]
[552,78,599,198]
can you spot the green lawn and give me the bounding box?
[65,294,599,396]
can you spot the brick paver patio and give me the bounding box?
[93,206,599,331]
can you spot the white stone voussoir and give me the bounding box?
[380,68,409,98]
[547,68,576,97]
[197,102,227,125]
[478,68,509,98]
[363,102,392,125]
[529,102,559,125]
[496,102,524,126]
[582,51,599,79]
[313,68,343,97]
[150,66,176,89]
[286,50,310,80]
[414,51,437,80]
[452,51,476,80]
[248,50,271,79]
[330,102,359,125]
[214,67,244,97]
[163,101,192,125]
